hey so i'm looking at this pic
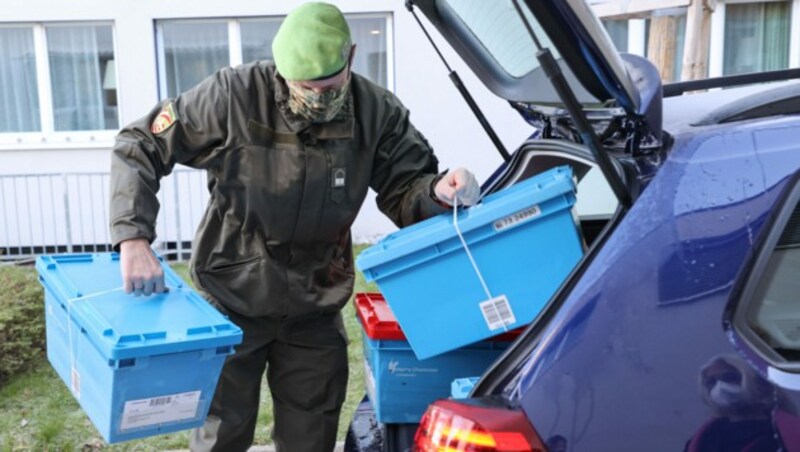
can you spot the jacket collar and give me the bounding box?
[273,69,355,140]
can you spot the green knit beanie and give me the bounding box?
[272,2,352,81]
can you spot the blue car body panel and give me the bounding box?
[512,115,800,450]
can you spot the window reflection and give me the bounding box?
[240,18,281,64]
[159,20,229,98]
[603,19,628,53]
[723,2,790,75]
[47,24,117,131]
[159,15,390,98]
[0,26,40,132]
[348,17,388,89]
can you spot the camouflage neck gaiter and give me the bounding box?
[287,80,350,123]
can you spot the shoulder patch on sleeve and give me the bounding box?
[151,102,178,134]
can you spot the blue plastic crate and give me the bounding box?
[357,166,583,359]
[451,377,479,399]
[355,293,516,423]
[36,253,243,444]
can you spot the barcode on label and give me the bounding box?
[121,390,201,431]
[149,396,172,407]
[479,295,515,330]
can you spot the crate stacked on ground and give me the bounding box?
[355,292,520,423]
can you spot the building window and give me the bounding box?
[348,16,389,89]
[47,25,118,131]
[158,20,229,99]
[0,27,40,133]
[0,23,117,137]
[240,18,282,64]
[156,14,392,99]
[723,1,791,75]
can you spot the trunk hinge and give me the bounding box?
[511,0,632,209]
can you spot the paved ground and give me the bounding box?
[248,444,344,452]
[169,442,344,452]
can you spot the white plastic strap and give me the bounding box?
[66,287,126,398]
[452,196,509,332]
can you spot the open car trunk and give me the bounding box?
[483,138,619,248]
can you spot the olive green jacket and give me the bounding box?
[110,62,446,318]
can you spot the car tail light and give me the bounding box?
[414,399,546,452]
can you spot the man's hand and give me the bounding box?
[434,168,480,207]
[119,239,166,297]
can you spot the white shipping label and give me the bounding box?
[479,295,516,331]
[120,390,201,431]
[493,205,541,232]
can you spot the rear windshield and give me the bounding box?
[443,0,561,78]
[437,0,645,111]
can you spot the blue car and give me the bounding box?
[346,0,800,450]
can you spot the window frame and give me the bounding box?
[0,21,119,149]
[731,170,800,374]
[154,12,395,101]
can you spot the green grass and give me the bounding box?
[0,265,46,387]
[0,245,377,450]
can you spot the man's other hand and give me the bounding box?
[119,239,166,296]
[434,167,480,207]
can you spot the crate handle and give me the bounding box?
[187,326,212,335]
[53,254,94,263]
[37,256,84,298]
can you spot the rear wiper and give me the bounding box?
[406,0,511,162]
[511,0,632,209]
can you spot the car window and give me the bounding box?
[575,165,617,218]
[435,0,638,108]
[442,0,559,78]
[746,198,800,360]
[483,141,619,219]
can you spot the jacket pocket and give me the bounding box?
[206,255,263,272]
[197,255,275,316]
[247,119,299,148]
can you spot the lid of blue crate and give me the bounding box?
[37,253,185,296]
[356,166,576,275]
[36,253,243,360]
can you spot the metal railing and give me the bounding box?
[0,169,208,264]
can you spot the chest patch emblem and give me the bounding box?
[333,168,346,188]
[151,102,177,134]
